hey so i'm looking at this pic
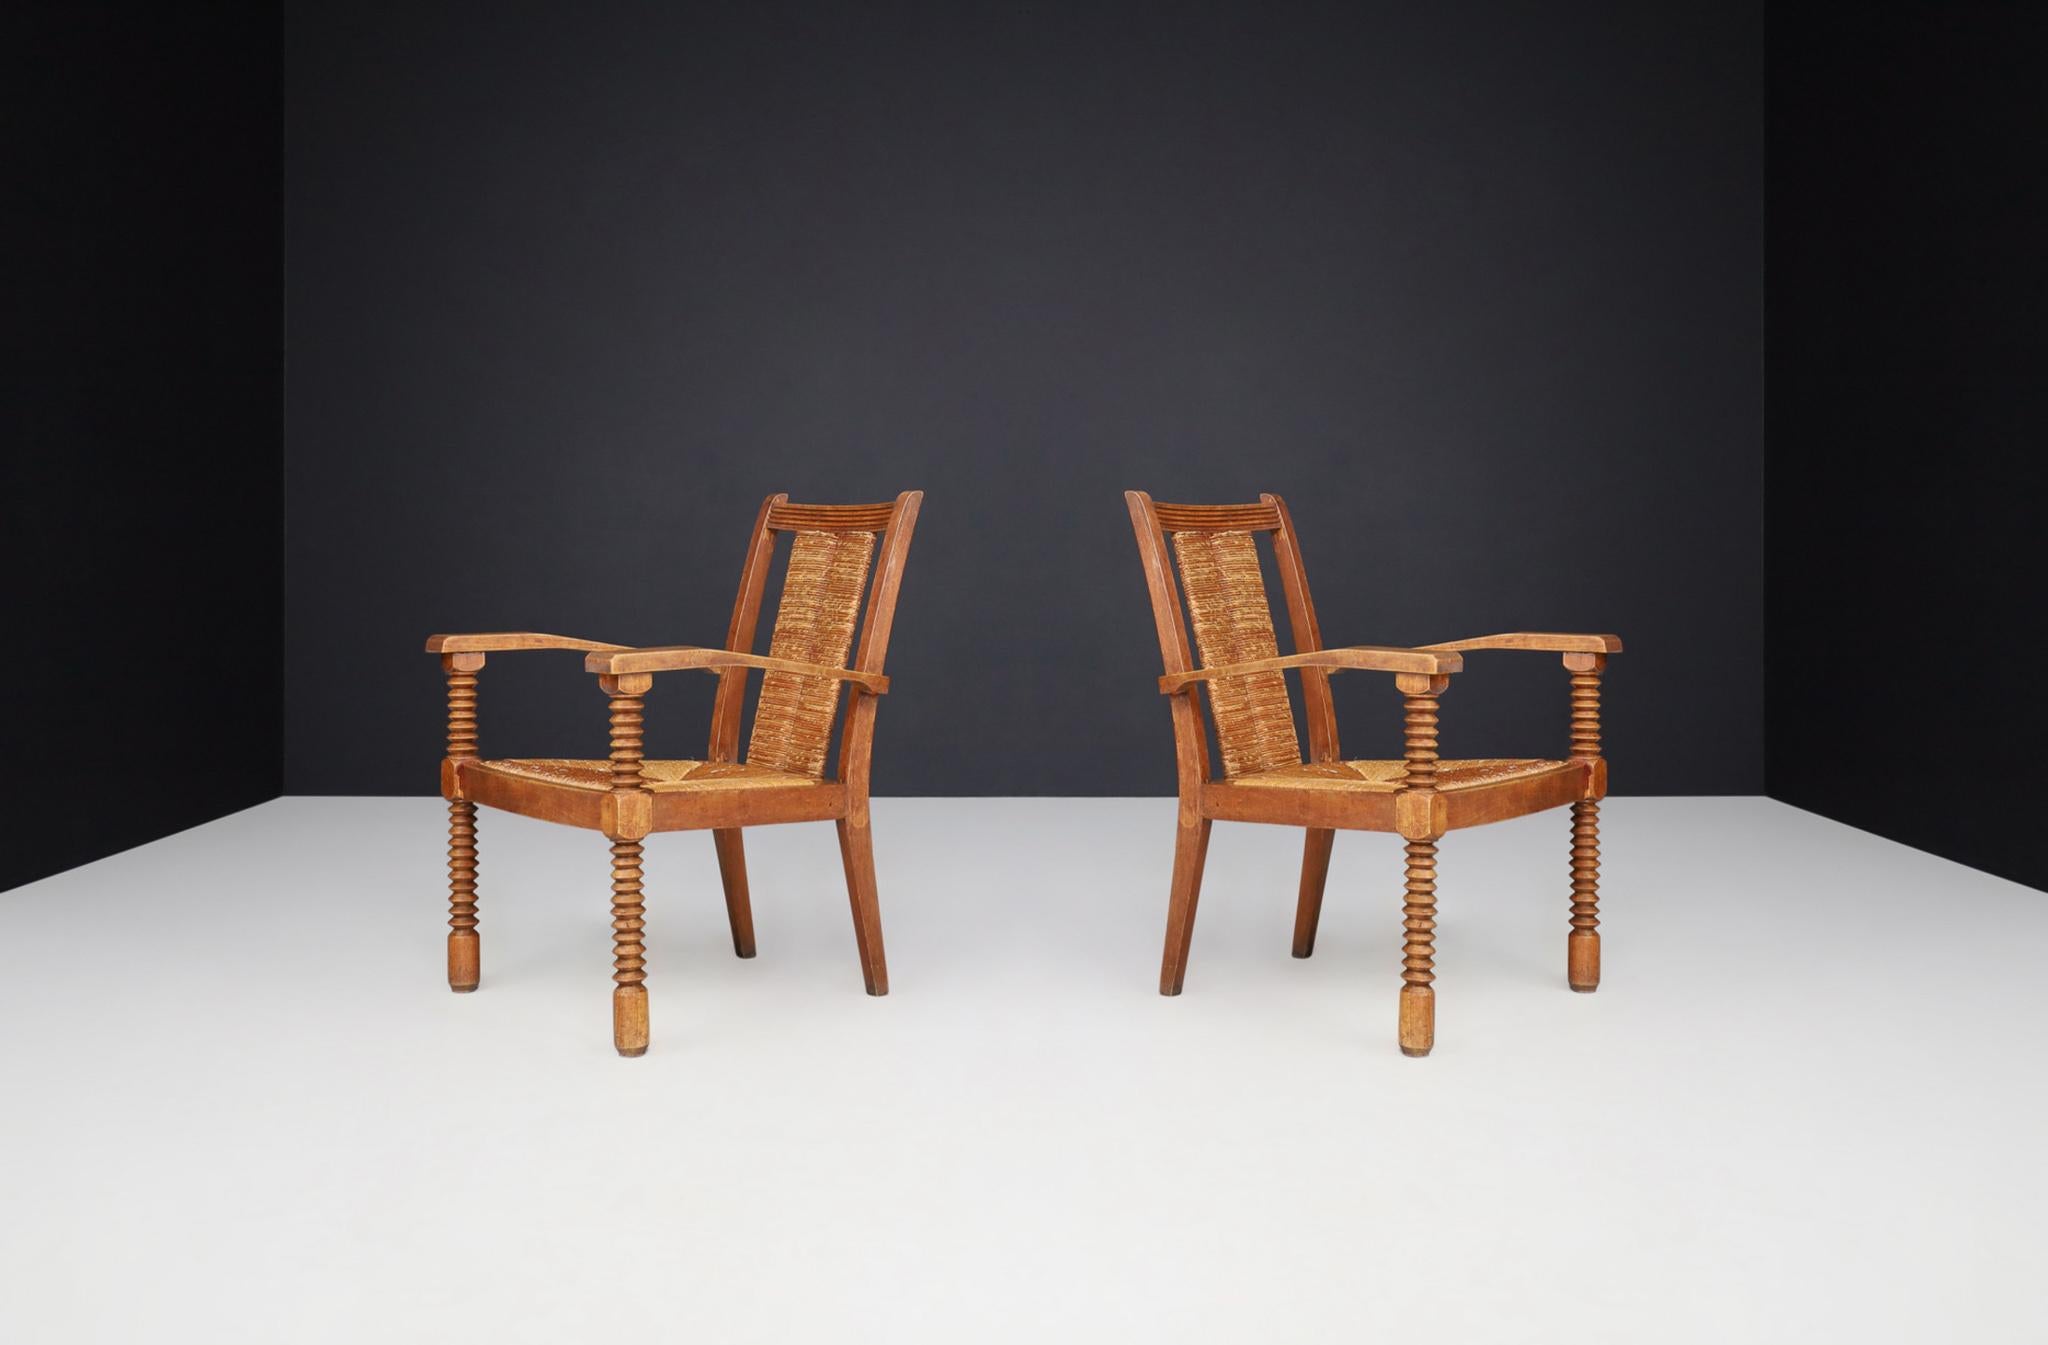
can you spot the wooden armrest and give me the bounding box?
[1420,632,1623,654]
[426,632,631,654]
[1158,645,1462,694]
[585,645,889,694]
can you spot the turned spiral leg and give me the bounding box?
[1567,657,1604,992]
[603,677,652,1055]
[1569,802,1600,991]
[447,801,479,991]
[444,659,481,991]
[1396,675,1446,1057]
[611,837,648,1055]
[1401,688,1439,793]
[1400,838,1438,1056]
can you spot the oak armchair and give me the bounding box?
[426,491,922,1056]
[1126,492,1621,1056]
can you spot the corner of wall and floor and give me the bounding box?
[2,4,285,892]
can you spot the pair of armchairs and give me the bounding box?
[428,491,1617,1058]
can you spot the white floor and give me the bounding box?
[2,797,2044,1342]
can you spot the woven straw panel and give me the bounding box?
[478,759,824,793]
[747,528,877,777]
[1228,758,1570,793]
[1171,529,1301,777]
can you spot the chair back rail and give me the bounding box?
[710,492,922,783]
[1125,492,1335,782]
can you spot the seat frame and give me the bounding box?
[426,491,922,1056]
[1125,491,1621,1056]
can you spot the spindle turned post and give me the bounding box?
[442,651,485,992]
[1396,672,1448,1057]
[1565,652,1605,992]
[602,672,653,1056]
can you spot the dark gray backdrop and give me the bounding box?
[1767,1,2045,891]
[284,0,1763,796]
[4,3,280,891]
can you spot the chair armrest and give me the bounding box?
[1419,632,1623,654]
[426,632,631,654]
[1158,645,1462,694]
[585,645,889,694]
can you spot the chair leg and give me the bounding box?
[1159,816,1212,995]
[1399,838,1437,1057]
[713,828,757,958]
[836,816,889,996]
[1568,800,1601,992]
[1292,827,1334,958]
[447,800,479,992]
[611,837,649,1056]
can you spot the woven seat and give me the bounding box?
[471,758,826,794]
[1227,758,1575,793]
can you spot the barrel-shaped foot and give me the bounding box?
[1569,931,1600,993]
[1398,985,1434,1057]
[447,932,479,993]
[613,985,648,1057]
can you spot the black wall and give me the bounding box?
[3,4,282,891]
[283,1,1764,797]
[1766,3,2046,891]
[1769,7,2039,892]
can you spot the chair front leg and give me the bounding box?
[448,802,479,990]
[602,674,653,1056]
[442,652,484,992]
[1565,653,1606,992]
[610,837,647,1054]
[1395,673,1448,1056]
[1400,839,1438,1056]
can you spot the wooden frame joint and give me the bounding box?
[1583,757,1608,799]
[601,790,652,840]
[1395,790,1447,840]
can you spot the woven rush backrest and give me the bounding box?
[1169,527,1301,776]
[747,528,877,776]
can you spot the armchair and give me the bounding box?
[1126,492,1620,1056]
[426,491,922,1055]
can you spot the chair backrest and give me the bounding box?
[710,493,923,781]
[1125,492,1339,779]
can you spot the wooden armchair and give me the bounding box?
[426,492,922,1056]
[1125,492,1621,1056]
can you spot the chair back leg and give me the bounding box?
[1158,816,1213,995]
[835,817,889,995]
[714,828,757,958]
[1292,827,1335,958]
